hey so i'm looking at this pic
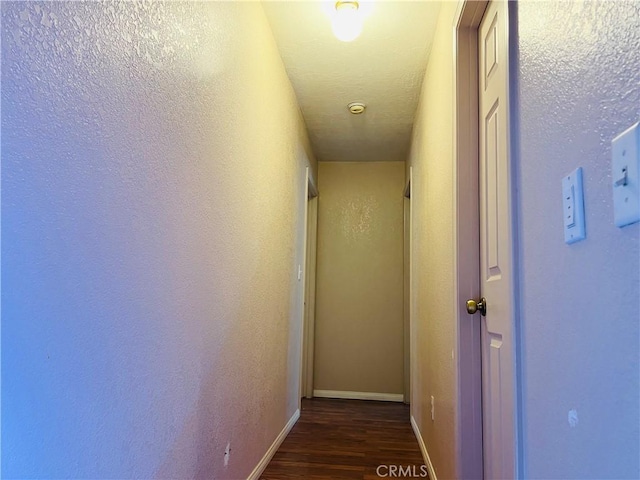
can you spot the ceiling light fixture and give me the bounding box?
[348,102,366,114]
[332,1,363,42]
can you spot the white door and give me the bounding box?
[477,1,517,478]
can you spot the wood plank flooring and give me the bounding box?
[260,398,427,480]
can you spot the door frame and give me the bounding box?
[403,173,412,404]
[301,167,319,400]
[453,1,522,477]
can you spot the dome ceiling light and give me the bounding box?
[332,1,363,42]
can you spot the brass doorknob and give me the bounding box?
[466,297,487,316]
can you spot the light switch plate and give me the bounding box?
[563,167,586,244]
[612,122,640,228]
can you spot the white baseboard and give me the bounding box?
[313,389,404,403]
[247,408,300,480]
[411,415,437,480]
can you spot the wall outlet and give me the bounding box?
[430,396,435,421]
[568,409,578,428]
[224,442,231,467]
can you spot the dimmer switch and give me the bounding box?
[562,168,586,244]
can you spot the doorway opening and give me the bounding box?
[301,168,319,400]
[403,172,412,405]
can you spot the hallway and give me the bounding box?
[261,399,426,480]
[2,1,639,479]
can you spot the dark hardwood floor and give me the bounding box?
[260,398,427,480]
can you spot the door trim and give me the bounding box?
[453,3,485,477]
[453,1,521,477]
[301,168,319,400]
[403,175,412,404]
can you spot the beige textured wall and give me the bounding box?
[407,2,458,479]
[1,2,315,478]
[314,162,405,395]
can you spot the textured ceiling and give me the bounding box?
[262,1,441,162]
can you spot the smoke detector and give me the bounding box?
[348,102,366,114]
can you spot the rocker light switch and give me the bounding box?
[562,167,586,244]
[612,122,640,227]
